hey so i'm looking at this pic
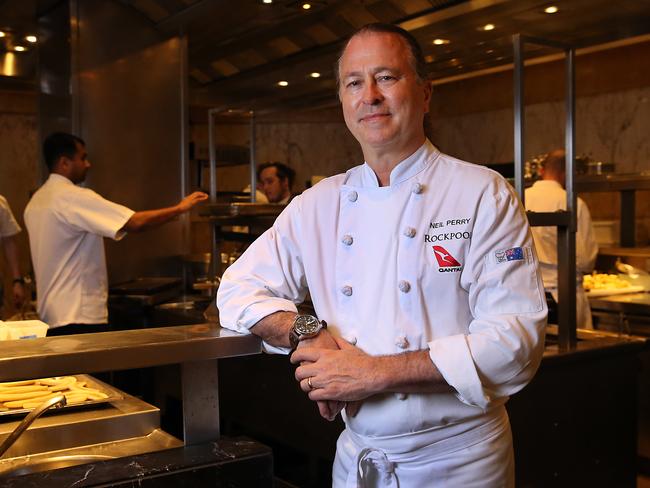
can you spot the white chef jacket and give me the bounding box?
[218,140,546,442]
[24,174,134,328]
[0,195,21,238]
[525,180,598,328]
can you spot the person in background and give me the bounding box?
[218,23,546,486]
[24,132,208,336]
[257,161,296,204]
[525,149,598,328]
[0,195,26,316]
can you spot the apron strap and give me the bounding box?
[347,447,399,488]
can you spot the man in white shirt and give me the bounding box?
[525,149,598,328]
[0,195,26,315]
[24,132,207,335]
[257,162,296,204]
[218,23,546,487]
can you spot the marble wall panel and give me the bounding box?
[0,111,39,316]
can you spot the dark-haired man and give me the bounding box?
[218,23,546,486]
[257,162,295,204]
[24,132,207,335]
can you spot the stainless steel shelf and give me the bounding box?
[575,174,650,192]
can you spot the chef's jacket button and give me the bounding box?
[396,393,408,400]
[341,285,353,296]
[403,227,416,238]
[343,334,357,345]
[347,191,358,202]
[411,182,424,194]
[341,235,353,246]
[395,335,409,349]
[398,280,411,293]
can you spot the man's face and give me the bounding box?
[65,142,91,184]
[338,32,431,157]
[259,166,289,203]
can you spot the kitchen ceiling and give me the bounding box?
[2,0,650,112]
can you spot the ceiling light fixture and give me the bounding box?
[0,31,5,38]
[544,6,558,14]
[14,46,26,52]
[302,3,311,9]
[25,35,37,43]
[309,72,321,78]
[262,0,273,4]
[432,39,450,45]
[278,80,289,87]
[482,23,495,31]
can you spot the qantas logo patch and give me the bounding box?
[432,246,462,273]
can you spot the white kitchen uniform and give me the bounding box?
[525,180,598,328]
[0,195,22,303]
[24,174,134,328]
[218,140,547,487]
[0,195,21,238]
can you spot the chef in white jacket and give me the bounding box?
[217,23,546,487]
[525,149,598,329]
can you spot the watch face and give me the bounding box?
[294,315,320,335]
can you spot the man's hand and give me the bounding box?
[293,330,346,421]
[12,281,25,309]
[292,335,379,403]
[178,191,208,212]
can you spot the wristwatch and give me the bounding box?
[289,314,326,352]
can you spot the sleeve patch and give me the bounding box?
[494,246,527,264]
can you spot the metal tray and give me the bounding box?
[0,375,123,418]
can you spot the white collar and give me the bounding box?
[531,179,564,190]
[357,139,438,188]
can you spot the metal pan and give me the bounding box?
[0,375,123,418]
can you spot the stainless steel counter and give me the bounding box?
[0,325,261,446]
[0,324,261,382]
[590,292,650,316]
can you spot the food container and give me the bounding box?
[2,320,48,340]
[592,220,619,247]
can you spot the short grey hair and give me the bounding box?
[335,23,429,90]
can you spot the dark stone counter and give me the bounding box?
[0,437,272,488]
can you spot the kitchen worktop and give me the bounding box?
[0,324,261,382]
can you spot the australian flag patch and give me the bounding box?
[495,247,525,264]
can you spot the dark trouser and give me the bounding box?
[545,292,558,325]
[46,323,110,336]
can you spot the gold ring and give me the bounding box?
[307,377,313,390]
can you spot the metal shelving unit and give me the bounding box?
[575,174,650,246]
[513,34,577,350]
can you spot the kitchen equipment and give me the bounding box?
[1,320,48,340]
[0,375,123,418]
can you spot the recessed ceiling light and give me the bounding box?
[262,0,273,3]
[14,46,26,52]
[486,49,494,54]
[544,6,558,14]
[482,23,495,31]
[0,31,5,38]
[309,72,321,78]
[25,35,37,43]
[432,38,450,45]
[277,80,289,87]
[302,3,311,9]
